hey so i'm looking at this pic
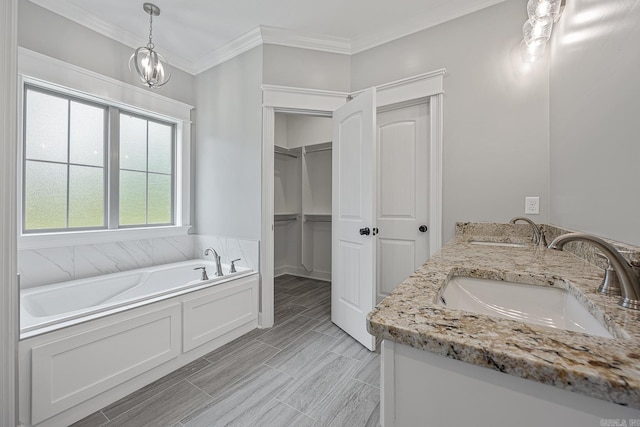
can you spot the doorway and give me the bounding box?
[261,72,445,347]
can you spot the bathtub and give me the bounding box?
[19,259,259,426]
[21,259,252,336]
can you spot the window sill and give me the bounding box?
[18,225,192,250]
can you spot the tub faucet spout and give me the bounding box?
[548,232,640,310]
[204,247,224,277]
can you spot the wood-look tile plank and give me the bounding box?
[329,330,373,361]
[70,410,109,427]
[275,291,299,306]
[279,282,319,297]
[265,331,338,377]
[246,399,316,427]
[313,320,345,338]
[181,365,293,427]
[275,277,315,294]
[290,286,331,308]
[189,340,280,398]
[102,357,210,420]
[201,327,265,364]
[354,353,381,388]
[313,380,380,427]
[276,351,360,418]
[105,380,211,427]
[274,303,309,325]
[257,315,320,349]
[301,299,331,321]
[274,274,299,286]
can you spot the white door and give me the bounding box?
[331,88,376,351]
[376,104,430,302]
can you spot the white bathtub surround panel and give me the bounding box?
[73,240,153,280]
[19,273,259,427]
[152,235,195,265]
[194,235,260,271]
[18,236,198,289]
[18,247,74,289]
[30,304,182,425]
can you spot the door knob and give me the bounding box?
[419,225,428,233]
[359,227,371,236]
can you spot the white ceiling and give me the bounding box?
[28,0,507,75]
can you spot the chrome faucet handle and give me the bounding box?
[596,253,621,296]
[537,228,547,248]
[230,258,241,273]
[193,266,209,281]
[619,250,640,268]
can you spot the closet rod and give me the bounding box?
[275,218,298,223]
[305,219,332,223]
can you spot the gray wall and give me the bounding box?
[351,0,550,241]
[549,0,640,245]
[18,1,195,106]
[263,44,351,92]
[194,46,264,240]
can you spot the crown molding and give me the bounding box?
[351,0,508,53]
[28,0,507,75]
[191,26,264,75]
[27,0,198,75]
[260,26,351,55]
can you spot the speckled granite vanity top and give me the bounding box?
[367,223,640,409]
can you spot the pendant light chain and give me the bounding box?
[148,11,154,49]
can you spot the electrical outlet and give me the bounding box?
[525,197,540,215]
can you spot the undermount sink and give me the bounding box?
[468,240,528,248]
[439,276,613,338]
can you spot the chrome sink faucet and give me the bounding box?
[204,247,224,277]
[509,217,547,246]
[548,233,640,310]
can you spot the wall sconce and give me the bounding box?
[129,3,171,88]
[520,0,565,63]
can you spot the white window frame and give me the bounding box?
[17,48,193,250]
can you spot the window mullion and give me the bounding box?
[146,120,149,225]
[108,107,120,229]
[66,99,71,229]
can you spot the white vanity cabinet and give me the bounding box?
[382,340,640,427]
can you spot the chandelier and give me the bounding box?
[129,3,171,88]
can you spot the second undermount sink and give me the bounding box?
[439,276,613,338]
[468,240,528,248]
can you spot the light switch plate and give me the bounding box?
[525,197,540,215]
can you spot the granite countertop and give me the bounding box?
[367,224,640,409]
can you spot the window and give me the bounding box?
[22,85,176,233]
[119,113,174,226]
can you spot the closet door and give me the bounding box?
[376,104,430,302]
[332,88,376,351]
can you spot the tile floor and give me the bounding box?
[72,275,380,427]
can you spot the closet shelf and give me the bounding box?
[304,141,332,154]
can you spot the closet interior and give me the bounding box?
[274,113,332,282]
